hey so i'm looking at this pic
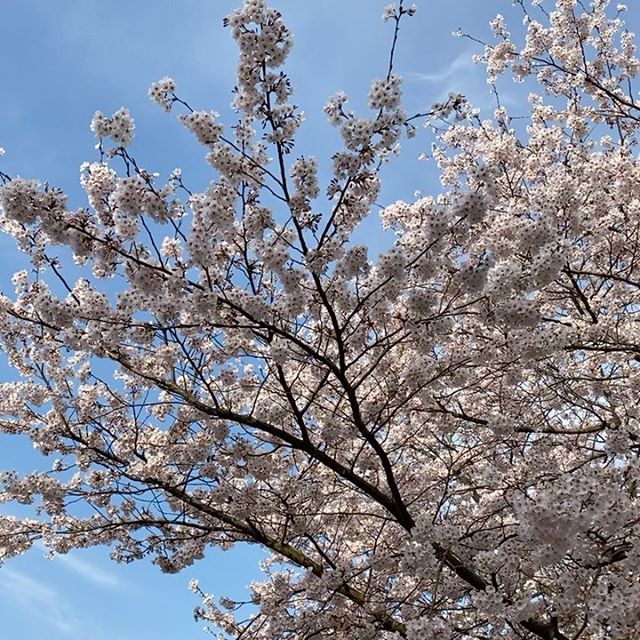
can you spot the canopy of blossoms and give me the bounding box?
[0,1,639,638]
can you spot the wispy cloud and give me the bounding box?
[0,568,81,636]
[405,50,523,115]
[0,565,131,640]
[405,52,478,84]
[32,542,124,590]
[54,552,123,590]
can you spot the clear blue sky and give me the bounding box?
[1,2,638,639]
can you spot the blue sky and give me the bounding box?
[2,1,639,639]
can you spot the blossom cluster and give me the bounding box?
[90,107,135,147]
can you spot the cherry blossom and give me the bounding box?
[1,1,640,639]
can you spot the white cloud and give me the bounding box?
[0,565,131,640]
[54,552,123,590]
[405,50,523,116]
[32,542,124,590]
[405,52,478,84]
[0,568,81,636]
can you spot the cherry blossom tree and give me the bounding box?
[1,0,640,638]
